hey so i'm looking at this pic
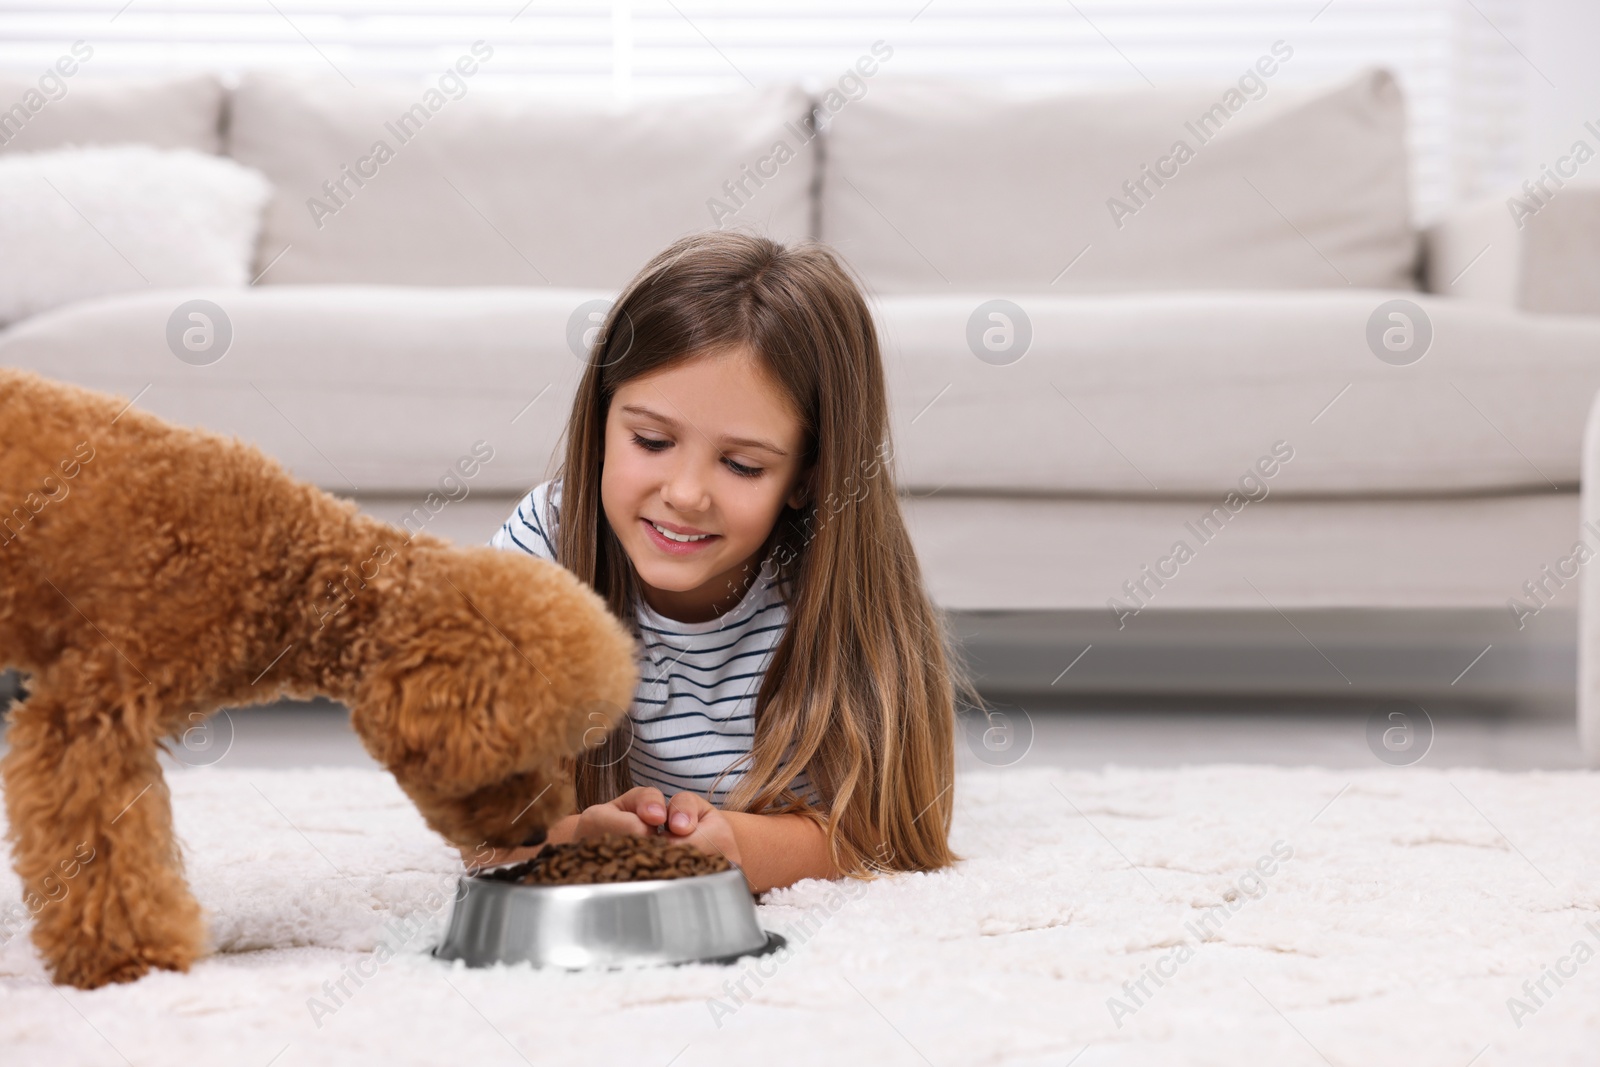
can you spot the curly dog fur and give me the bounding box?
[0,368,639,989]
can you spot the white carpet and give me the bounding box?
[2,763,1597,1066]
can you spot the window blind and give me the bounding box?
[0,0,1531,218]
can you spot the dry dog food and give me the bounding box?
[485,832,731,886]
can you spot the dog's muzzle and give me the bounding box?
[519,825,548,848]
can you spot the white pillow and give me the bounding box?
[0,145,271,325]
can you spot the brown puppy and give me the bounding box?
[0,368,638,989]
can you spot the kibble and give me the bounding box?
[485,832,731,886]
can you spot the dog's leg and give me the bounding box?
[1,670,204,988]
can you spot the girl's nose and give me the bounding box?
[661,462,712,513]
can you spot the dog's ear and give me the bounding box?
[344,545,637,842]
[426,765,575,848]
[382,764,567,849]
[353,658,597,847]
[350,656,584,796]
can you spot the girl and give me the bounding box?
[482,230,979,893]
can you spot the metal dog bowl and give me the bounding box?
[434,864,785,969]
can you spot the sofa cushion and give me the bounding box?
[875,290,1600,495]
[822,68,1416,294]
[228,71,816,288]
[0,286,594,495]
[6,287,1595,499]
[0,72,223,154]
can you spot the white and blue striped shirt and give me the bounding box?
[490,479,821,809]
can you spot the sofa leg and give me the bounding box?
[1,676,204,988]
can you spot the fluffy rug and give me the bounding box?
[1,763,1597,1066]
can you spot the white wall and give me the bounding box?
[1524,0,1600,190]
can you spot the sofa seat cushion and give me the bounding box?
[228,71,816,288]
[0,285,596,494]
[876,289,1600,495]
[6,286,1599,499]
[822,68,1416,294]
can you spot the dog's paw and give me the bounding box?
[47,934,198,989]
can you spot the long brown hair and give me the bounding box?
[551,229,979,878]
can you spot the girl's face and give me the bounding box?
[600,346,811,624]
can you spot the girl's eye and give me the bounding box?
[631,433,668,453]
[632,432,764,478]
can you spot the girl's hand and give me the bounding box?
[577,787,743,869]
[572,785,668,840]
[659,790,743,870]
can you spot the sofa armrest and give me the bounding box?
[1578,386,1600,761]
[1424,186,1600,315]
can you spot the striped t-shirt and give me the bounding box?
[489,479,821,809]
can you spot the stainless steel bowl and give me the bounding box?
[434,865,785,969]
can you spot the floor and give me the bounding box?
[17,693,1575,775]
[14,758,1596,1065]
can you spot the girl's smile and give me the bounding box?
[600,344,811,624]
[640,516,719,553]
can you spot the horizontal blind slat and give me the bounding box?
[0,0,1529,217]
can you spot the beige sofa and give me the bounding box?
[4,66,1599,716]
